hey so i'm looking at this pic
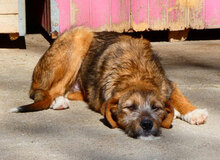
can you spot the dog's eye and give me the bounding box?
[151,105,160,111]
[126,105,136,111]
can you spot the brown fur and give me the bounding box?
[17,27,94,112]
[170,83,197,114]
[13,28,207,137]
[77,33,175,137]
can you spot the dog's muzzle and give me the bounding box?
[138,118,160,137]
[140,119,153,131]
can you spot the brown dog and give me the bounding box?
[11,27,208,138]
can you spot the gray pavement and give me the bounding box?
[0,34,220,160]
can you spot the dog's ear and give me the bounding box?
[161,101,174,129]
[104,98,118,128]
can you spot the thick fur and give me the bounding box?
[79,33,173,112]
[12,27,94,112]
[12,28,208,138]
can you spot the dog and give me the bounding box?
[11,27,208,138]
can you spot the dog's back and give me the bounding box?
[79,33,172,112]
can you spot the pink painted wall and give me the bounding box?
[72,0,90,27]
[56,0,220,33]
[56,0,71,33]
[111,0,130,25]
[72,0,129,30]
[168,0,180,22]
[90,0,110,28]
[205,0,220,28]
[131,0,149,25]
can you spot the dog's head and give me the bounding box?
[104,88,173,138]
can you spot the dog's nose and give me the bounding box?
[140,119,153,131]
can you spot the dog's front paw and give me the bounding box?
[183,109,208,125]
[50,96,70,110]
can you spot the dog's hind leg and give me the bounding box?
[169,83,208,125]
[11,27,94,112]
[50,91,84,110]
[67,92,84,101]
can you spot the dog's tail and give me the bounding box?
[10,93,53,113]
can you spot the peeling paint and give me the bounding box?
[130,0,148,26]
[70,0,77,26]
[50,0,60,33]
[189,0,205,29]
[131,21,149,32]
[149,0,168,30]
[56,0,71,33]
[178,0,200,8]
[110,21,130,32]
[72,0,90,27]
[168,0,187,31]
[205,0,220,28]
[54,0,220,33]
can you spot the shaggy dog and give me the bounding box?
[11,27,208,138]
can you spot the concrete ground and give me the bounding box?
[0,34,220,160]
